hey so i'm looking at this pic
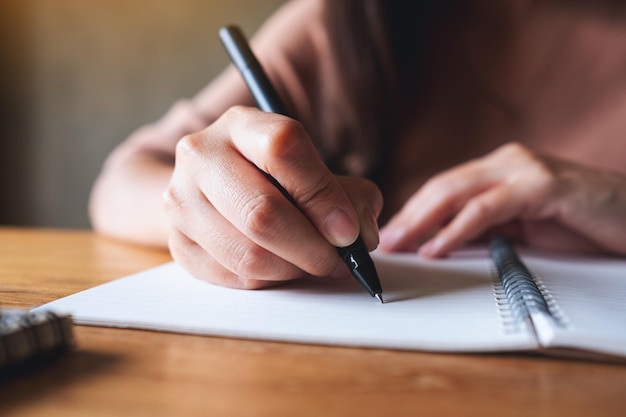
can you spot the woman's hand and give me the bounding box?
[379,142,626,257]
[163,106,382,289]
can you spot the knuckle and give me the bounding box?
[223,104,249,120]
[500,142,544,169]
[175,133,206,162]
[162,184,184,213]
[219,105,255,129]
[465,198,494,221]
[422,171,449,191]
[498,142,530,159]
[167,232,272,290]
[230,241,271,279]
[240,193,283,240]
[266,118,307,159]
[212,267,248,290]
[295,174,337,209]
[204,262,247,290]
[420,174,452,203]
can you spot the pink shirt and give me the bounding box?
[170,0,626,220]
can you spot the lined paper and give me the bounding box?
[36,252,538,352]
[524,256,626,356]
[36,250,626,356]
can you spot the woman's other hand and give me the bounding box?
[379,142,626,257]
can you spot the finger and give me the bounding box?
[164,181,305,282]
[224,107,360,247]
[168,229,280,290]
[379,159,496,251]
[175,128,341,278]
[336,176,383,251]
[419,185,523,257]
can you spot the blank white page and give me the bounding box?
[36,252,537,353]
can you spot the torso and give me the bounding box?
[380,1,626,220]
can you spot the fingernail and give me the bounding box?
[324,208,358,247]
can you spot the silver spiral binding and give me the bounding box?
[490,237,566,333]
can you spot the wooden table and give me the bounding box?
[1,227,625,416]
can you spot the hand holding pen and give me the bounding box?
[163,26,383,299]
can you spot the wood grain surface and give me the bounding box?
[1,227,625,417]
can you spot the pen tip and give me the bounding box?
[375,293,384,304]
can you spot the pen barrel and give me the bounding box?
[219,25,383,300]
[241,68,288,115]
[219,26,288,116]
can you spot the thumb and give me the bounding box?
[228,109,361,247]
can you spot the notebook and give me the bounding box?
[34,241,626,360]
[1,309,74,378]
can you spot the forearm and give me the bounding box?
[89,148,173,248]
[88,0,329,250]
[88,95,218,247]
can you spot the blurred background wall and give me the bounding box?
[0,0,286,229]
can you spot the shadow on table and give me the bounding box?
[0,349,123,413]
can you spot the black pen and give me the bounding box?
[219,25,384,303]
